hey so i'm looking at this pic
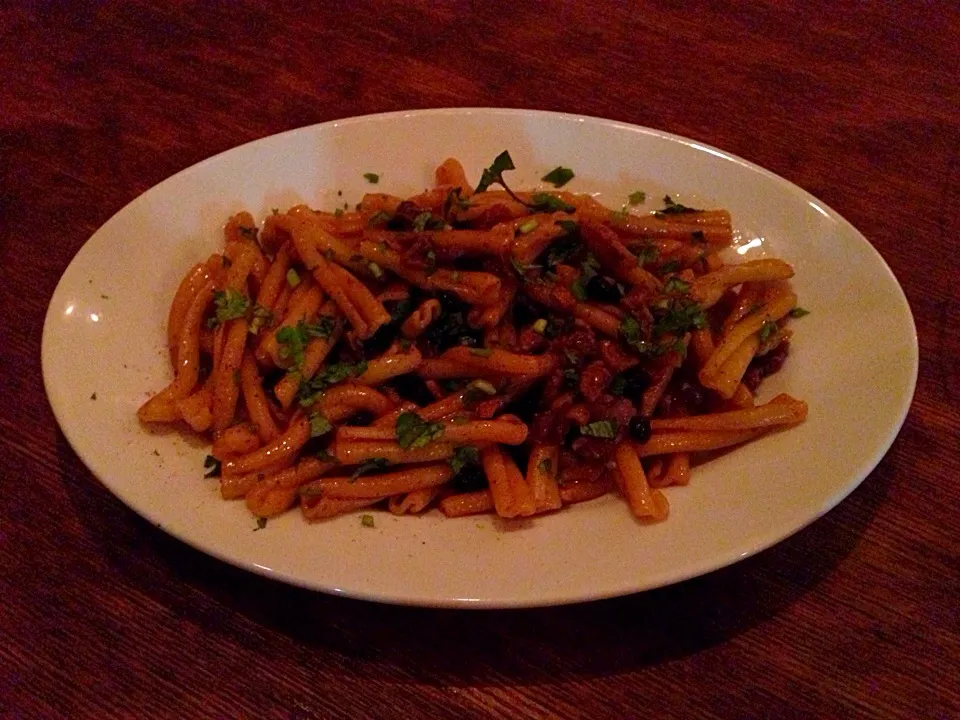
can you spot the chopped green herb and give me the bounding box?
[334,207,344,218]
[475,150,516,193]
[314,448,338,462]
[395,411,445,449]
[363,172,380,183]
[518,218,539,234]
[662,277,691,294]
[276,326,307,368]
[628,190,646,205]
[581,252,601,272]
[360,514,375,528]
[203,455,221,478]
[350,457,390,481]
[286,268,301,288]
[297,359,368,406]
[309,413,333,438]
[368,261,384,279]
[271,208,279,215]
[255,517,268,530]
[209,289,249,328]
[413,212,432,232]
[789,307,810,318]
[464,379,498,401]
[620,316,653,355]
[541,166,575,188]
[529,193,575,213]
[368,210,392,226]
[758,320,778,343]
[555,219,579,234]
[659,259,682,274]
[653,298,708,336]
[656,195,702,216]
[537,458,552,474]
[570,277,588,301]
[580,420,618,439]
[277,318,336,370]
[469,348,493,358]
[510,257,529,277]
[635,245,659,266]
[449,446,480,474]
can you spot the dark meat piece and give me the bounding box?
[579,360,612,402]
[743,341,790,391]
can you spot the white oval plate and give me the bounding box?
[42,109,917,608]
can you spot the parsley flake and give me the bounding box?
[309,413,333,438]
[297,359,368,406]
[350,457,390,481]
[360,514,375,528]
[656,195,702,216]
[277,318,336,370]
[363,172,380,183]
[662,277,691,294]
[580,420,618,439]
[758,320,778,343]
[475,150,516,193]
[449,446,480,474]
[395,411,445,449]
[789,307,810,318]
[541,166,575,188]
[635,245,659,266]
[517,218,538,234]
[628,191,646,205]
[209,289,249,328]
[529,193,575,213]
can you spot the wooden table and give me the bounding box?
[3,2,958,717]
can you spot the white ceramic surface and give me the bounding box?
[41,108,918,608]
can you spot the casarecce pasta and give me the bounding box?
[139,153,808,526]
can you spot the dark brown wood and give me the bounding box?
[2,1,958,717]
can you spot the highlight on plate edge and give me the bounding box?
[137,151,809,528]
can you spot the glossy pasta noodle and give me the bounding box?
[139,153,808,525]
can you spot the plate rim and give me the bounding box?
[41,107,919,608]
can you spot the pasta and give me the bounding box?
[139,153,808,526]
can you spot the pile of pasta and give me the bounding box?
[138,155,807,525]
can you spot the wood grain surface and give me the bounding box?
[2,2,958,718]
